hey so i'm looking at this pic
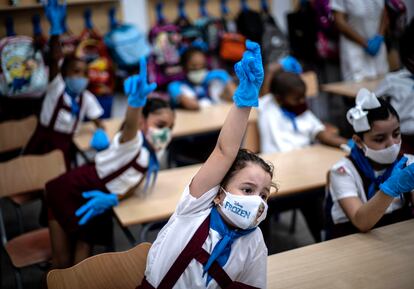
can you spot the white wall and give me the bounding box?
[121,0,149,32]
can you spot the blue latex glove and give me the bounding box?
[124,57,157,108]
[365,35,384,56]
[279,55,303,74]
[233,40,264,108]
[44,0,67,36]
[204,69,231,85]
[167,81,183,99]
[90,128,110,151]
[379,159,414,197]
[340,139,356,153]
[75,190,119,225]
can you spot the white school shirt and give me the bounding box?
[331,0,389,81]
[375,69,414,135]
[258,94,325,153]
[328,155,414,224]
[174,81,226,108]
[94,131,150,195]
[144,185,268,289]
[40,74,103,134]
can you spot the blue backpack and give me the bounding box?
[104,9,151,68]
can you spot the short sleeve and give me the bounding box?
[83,90,104,120]
[329,165,359,201]
[306,111,326,140]
[175,184,220,216]
[330,0,346,13]
[238,238,267,288]
[375,77,394,98]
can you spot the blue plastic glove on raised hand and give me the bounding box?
[204,69,231,85]
[44,0,67,36]
[233,40,264,108]
[365,34,384,56]
[279,55,303,74]
[124,57,157,108]
[90,128,110,151]
[380,160,414,198]
[75,190,119,225]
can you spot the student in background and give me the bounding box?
[326,88,414,239]
[139,41,272,289]
[167,47,236,110]
[331,0,389,81]
[258,71,348,153]
[375,19,414,154]
[45,59,175,268]
[23,0,109,168]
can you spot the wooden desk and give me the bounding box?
[321,77,383,98]
[267,219,414,289]
[114,145,345,227]
[74,103,258,151]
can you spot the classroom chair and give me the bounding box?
[0,115,37,162]
[0,150,66,289]
[47,242,151,289]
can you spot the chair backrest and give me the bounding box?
[301,71,319,98]
[0,150,66,198]
[0,115,37,154]
[47,242,151,289]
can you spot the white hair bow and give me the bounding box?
[346,88,381,132]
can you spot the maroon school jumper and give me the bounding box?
[24,92,83,169]
[46,150,147,246]
[137,216,260,289]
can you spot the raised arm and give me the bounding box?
[44,0,67,81]
[120,58,157,144]
[190,40,264,198]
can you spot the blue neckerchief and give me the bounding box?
[280,108,298,132]
[350,146,397,199]
[65,87,80,116]
[203,206,256,285]
[184,80,211,101]
[142,132,159,192]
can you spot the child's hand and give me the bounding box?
[90,128,110,151]
[44,0,67,36]
[233,40,264,107]
[75,190,118,225]
[124,57,157,108]
[279,55,303,74]
[365,35,384,56]
[380,161,414,198]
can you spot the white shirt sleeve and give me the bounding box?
[82,90,104,120]
[375,77,394,98]
[238,238,267,288]
[329,165,359,201]
[175,184,220,217]
[330,0,346,13]
[306,111,326,140]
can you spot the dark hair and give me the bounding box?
[60,54,85,76]
[355,97,400,138]
[270,71,306,98]
[142,97,173,118]
[399,18,414,72]
[180,47,205,69]
[221,149,277,191]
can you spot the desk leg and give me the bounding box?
[115,217,138,247]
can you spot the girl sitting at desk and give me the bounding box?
[45,58,175,268]
[167,46,236,110]
[138,40,273,289]
[325,88,414,239]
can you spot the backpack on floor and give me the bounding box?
[0,36,48,98]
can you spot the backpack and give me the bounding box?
[0,36,48,98]
[385,0,407,39]
[261,11,289,64]
[104,9,151,68]
[219,32,246,63]
[76,10,114,96]
[236,8,264,44]
[313,0,339,60]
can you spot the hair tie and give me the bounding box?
[346,88,381,132]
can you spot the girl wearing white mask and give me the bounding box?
[45,59,175,268]
[139,41,274,289]
[325,88,414,239]
[167,46,236,110]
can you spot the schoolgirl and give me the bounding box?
[139,41,273,289]
[326,88,414,239]
[45,58,175,268]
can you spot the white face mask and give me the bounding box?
[187,69,207,84]
[363,142,401,164]
[218,189,268,230]
[146,127,172,151]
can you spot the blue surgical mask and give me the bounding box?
[65,77,89,96]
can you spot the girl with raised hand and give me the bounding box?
[45,58,175,268]
[139,40,274,289]
[326,88,414,239]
